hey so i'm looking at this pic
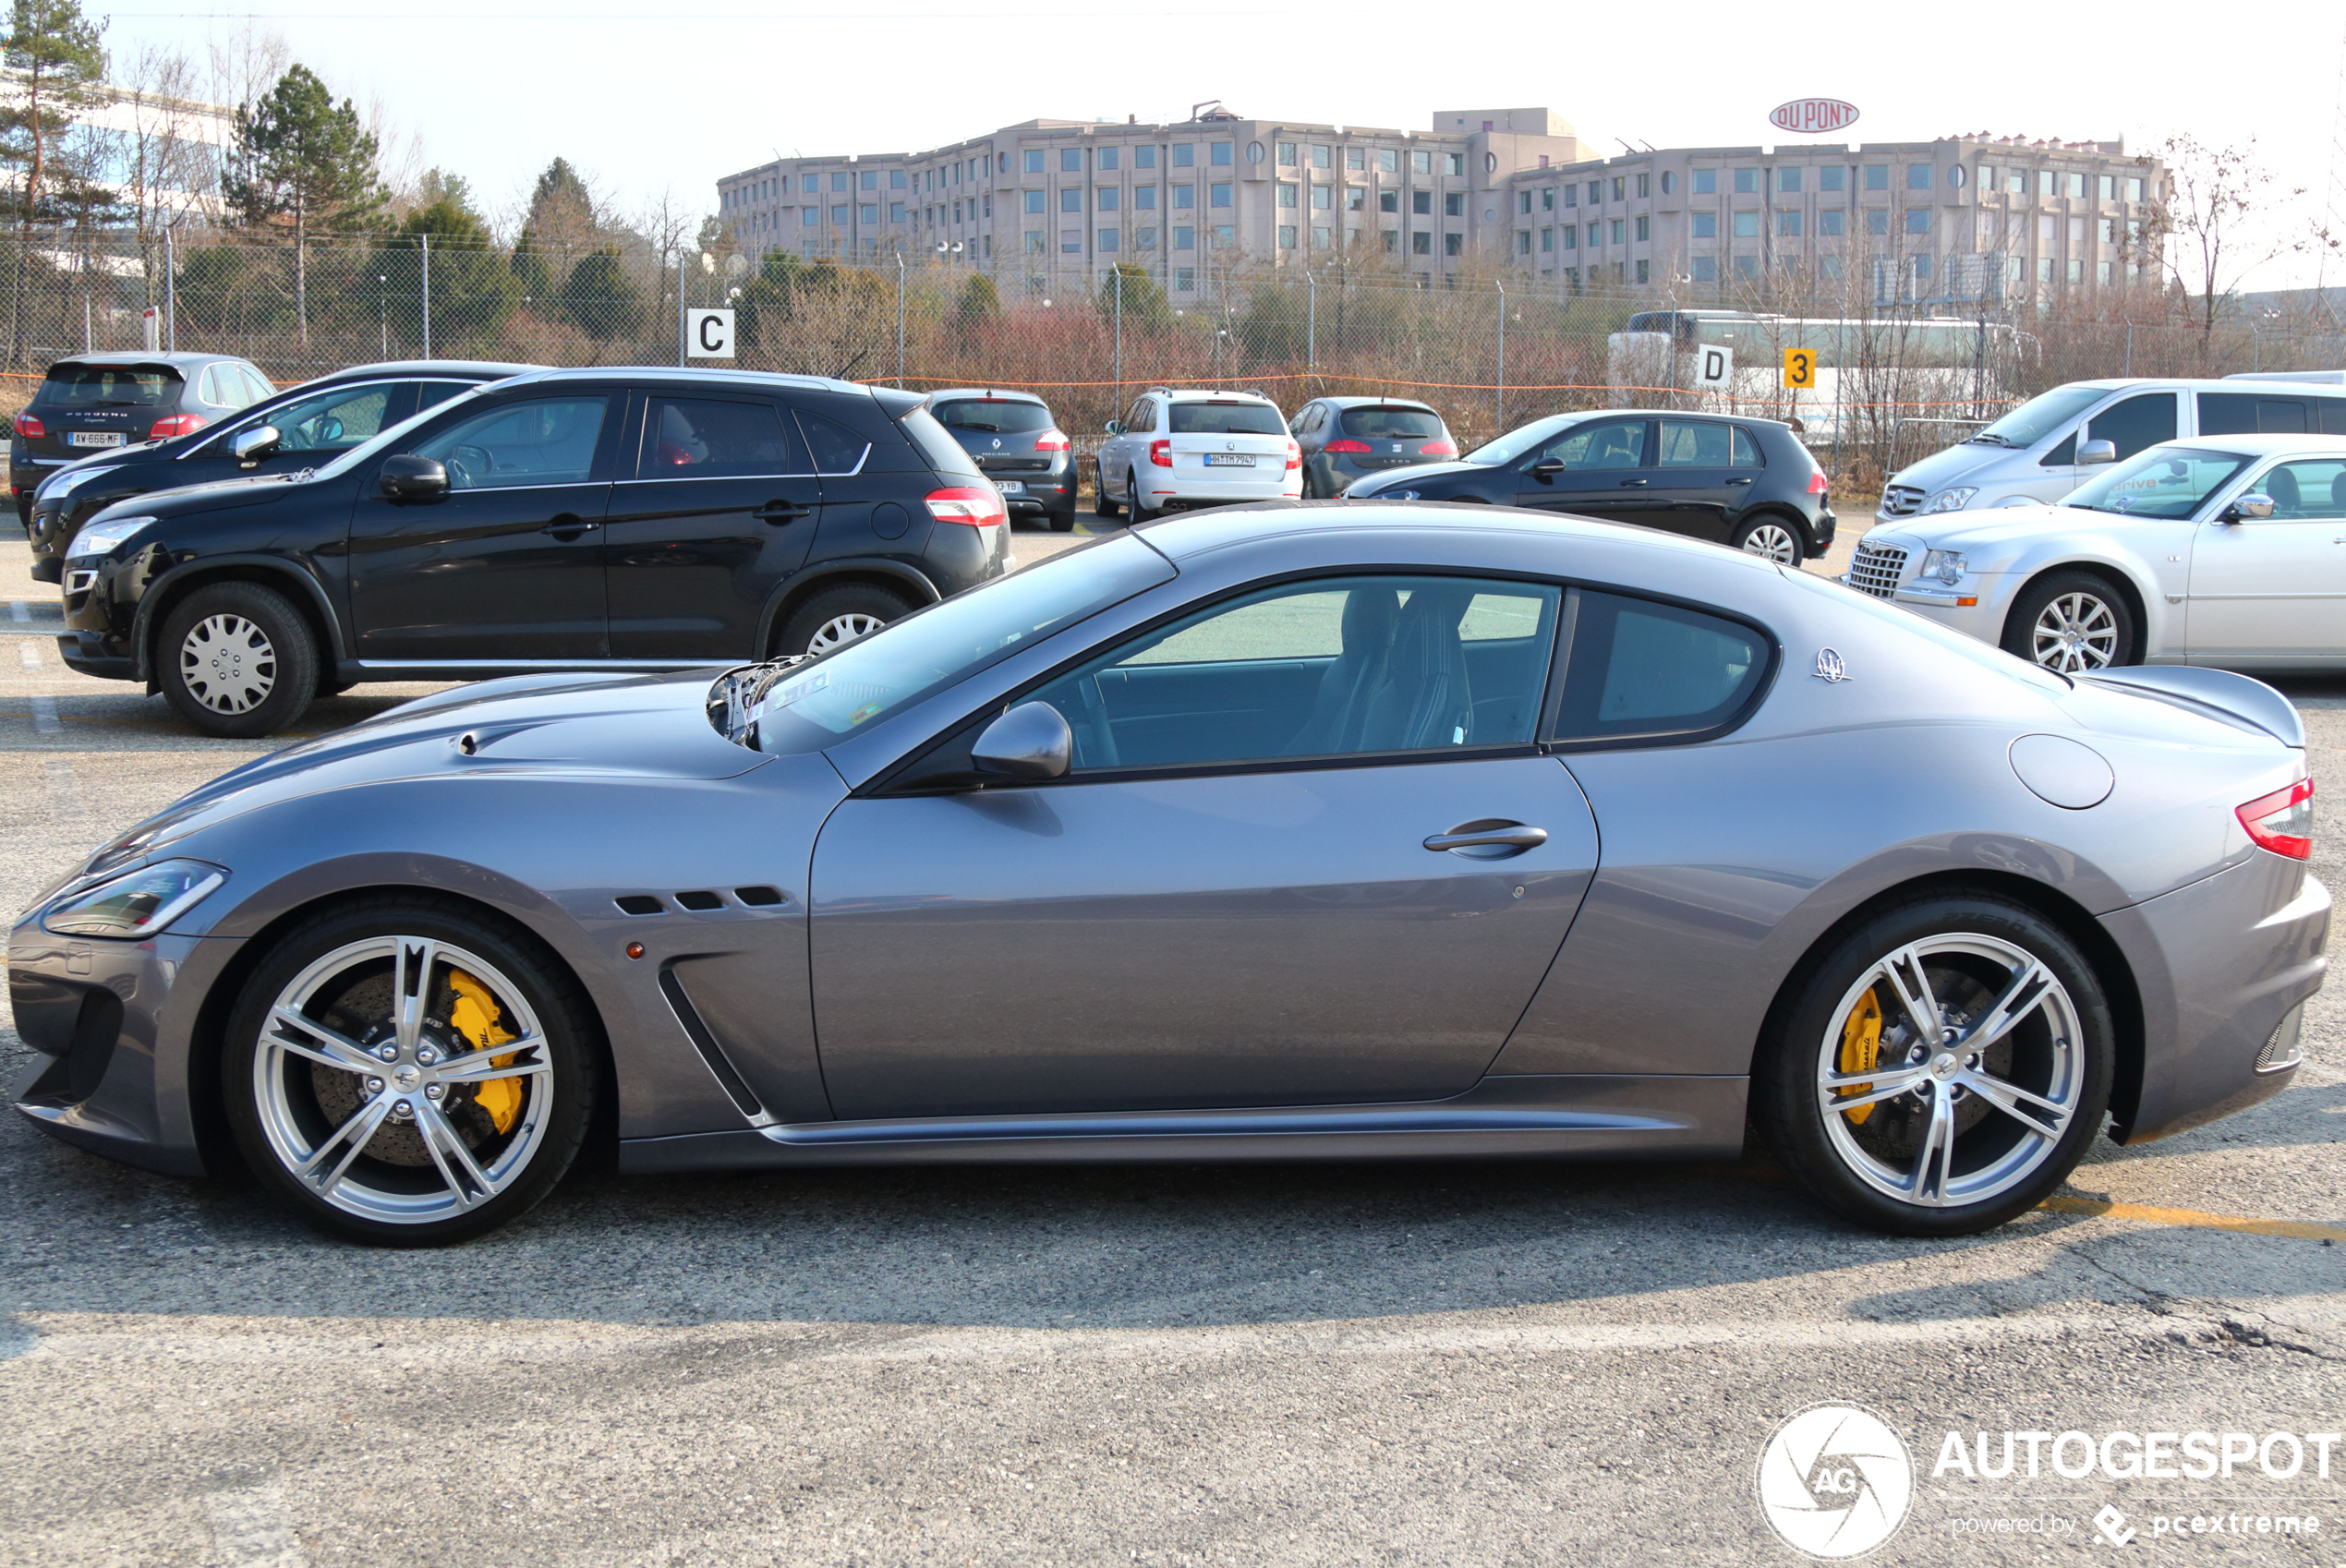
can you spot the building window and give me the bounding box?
[1866,210,1889,235]
[1777,211,1800,237]
[830,203,849,224]
[1174,225,1194,250]
[1820,166,1845,192]
[1778,167,1802,193]
[1446,152,1465,175]
[1347,147,1364,171]
[1565,184,1578,207]
[1413,151,1433,175]
[1312,145,1332,169]
[1136,186,1156,211]
[1210,183,1231,208]
[1734,168,1758,194]
[1905,209,1930,235]
[830,172,850,191]
[1023,151,1044,174]
[1312,185,1332,211]
[1692,212,1716,238]
[1692,256,1716,282]
[1060,188,1082,212]
[1136,146,1156,169]
[889,201,905,223]
[889,170,906,189]
[2036,169,2054,196]
[2068,172,2086,199]
[1214,224,1233,245]
[1061,229,1082,253]
[1541,226,1554,252]
[801,207,816,225]
[1098,228,1118,252]
[1863,164,1887,191]
[1023,190,1045,213]
[1542,187,1554,211]
[1587,179,1601,203]
[1412,231,1431,254]
[858,171,876,190]
[1092,187,1115,213]
[1098,148,1119,172]
[1277,141,1298,165]
[1901,163,1927,189]
[1379,148,1398,173]
[1444,233,1463,256]
[1278,181,1299,209]
[1347,188,1363,210]
[1517,230,1531,254]
[1661,170,1676,195]
[1820,209,1845,235]
[1586,222,1600,246]
[1518,190,1532,215]
[1173,184,1194,210]
[1381,190,1398,212]
[1636,259,1649,283]
[1312,226,1331,248]
[1211,142,1232,166]
[1612,176,1626,200]
[2128,176,2145,201]
[1610,218,1626,244]
[1444,191,1463,217]
[1693,168,1716,195]
[1735,255,1759,280]
[1135,226,1155,248]
[1412,190,1432,215]
[1024,231,1044,253]
[1059,149,1082,173]
[802,174,818,193]
[1383,230,1397,252]
[1174,144,1194,167]
[1278,224,1298,249]
[1635,216,1649,241]
[1173,267,1194,290]
[1733,211,1759,238]
[1561,225,1576,250]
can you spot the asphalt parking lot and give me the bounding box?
[1,519,2342,1567]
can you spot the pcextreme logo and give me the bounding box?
[1756,1403,1914,1559]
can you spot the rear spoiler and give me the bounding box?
[2080,667,2304,748]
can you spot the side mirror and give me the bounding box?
[2221,494,2275,523]
[1527,459,1566,480]
[227,425,282,465]
[377,452,450,502]
[971,701,1070,781]
[1103,419,1125,436]
[2076,439,2117,467]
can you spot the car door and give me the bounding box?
[1514,416,1656,523]
[1649,418,1743,542]
[2187,457,2346,659]
[1111,396,1151,500]
[603,392,821,660]
[345,393,618,663]
[806,572,1600,1120]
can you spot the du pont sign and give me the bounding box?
[1769,98,1860,134]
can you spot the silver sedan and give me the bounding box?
[9,502,2329,1244]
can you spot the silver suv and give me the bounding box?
[1094,386,1300,520]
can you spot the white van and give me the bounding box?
[1876,377,2346,522]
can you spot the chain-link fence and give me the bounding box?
[7,224,2343,504]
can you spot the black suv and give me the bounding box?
[12,351,273,527]
[924,387,1076,531]
[1344,409,1834,564]
[25,359,538,584]
[58,368,1011,737]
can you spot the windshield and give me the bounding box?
[1168,401,1284,435]
[1464,413,1580,466]
[33,364,181,409]
[1968,384,2108,449]
[2062,444,2251,519]
[308,386,489,481]
[752,535,1178,754]
[933,398,1053,434]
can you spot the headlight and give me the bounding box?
[64,513,157,559]
[1921,488,1977,513]
[42,464,118,503]
[1920,549,1968,585]
[41,858,226,939]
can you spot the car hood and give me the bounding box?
[1887,441,2024,496]
[86,465,326,523]
[1348,460,1485,494]
[76,671,771,877]
[1865,502,2137,570]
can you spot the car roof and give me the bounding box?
[302,359,545,384]
[1155,387,1278,403]
[1131,497,1789,571]
[1528,406,1794,433]
[923,387,1049,404]
[1315,395,1440,412]
[43,351,251,372]
[489,366,875,399]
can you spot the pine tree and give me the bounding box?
[1,0,106,364]
[224,64,385,342]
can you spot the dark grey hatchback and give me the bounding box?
[1288,395,1457,499]
[925,388,1076,531]
[10,351,272,525]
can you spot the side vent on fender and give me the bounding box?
[657,966,765,1118]
[613,895,664,916]
[673,889,724,911]
[734,886,785,906]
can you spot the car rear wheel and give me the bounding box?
[2003,572,2137,672]
[1048,504,1077,533]
[1756,894,2111,1236]
[224,898,598,1246]
[1733,516,1805,565]
[1127,469,1155,524]
[777,583,912,657]
[158,581,317,739]
[1094,462,1121,517]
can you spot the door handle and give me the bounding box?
[1726,476,1755,486]
[1422,822,1548,855]
[540,516,598,539]
[758,501,815,525]
[1617,477,1648,487]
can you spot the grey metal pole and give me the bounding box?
[676,251,686,368]
[896,250,905,389]
[1494,279,1506,431]
[162,225,175,352]
[2124,320,2133,376]
[1305,269,1314,381]
[1112,267,1123,408]
[419,234,431,359]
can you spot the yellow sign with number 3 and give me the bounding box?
[1782,347,1816,389]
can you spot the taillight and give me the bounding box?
[1034,430,1070,452]
[13,413,43,439]
[1149,440,1171,468]
[149,414,208,439]
[2238,778,2314,861]
[924,484,1006,528]
[1324,439,1372,454]
[1286,440,1301,472]
[1420,439,1458,456]
[1807,469,1830,496]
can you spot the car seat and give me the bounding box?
[1354,585,1475,751]
[2262,466,2302,515]
[1287,585,1399,754]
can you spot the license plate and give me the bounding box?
[995,480,1024,495]
[1204,453,1255,467]
[67,431,127,448]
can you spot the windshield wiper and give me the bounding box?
[1966,432,2015,447]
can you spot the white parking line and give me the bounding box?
[42,758,82,824]
[30,694,59,735]
[7,600,25,622]
[18,641,40,670]
[205,1484,308,1568]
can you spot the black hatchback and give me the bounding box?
[11,352,273,526]
[1345,409,1835,564]
[25,359,538,584]
[57,368,1011,737]
[1287,395,1457,499]
[924,388,1076,531]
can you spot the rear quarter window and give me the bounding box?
[1551,591,1774,747]
[895,404,985,480]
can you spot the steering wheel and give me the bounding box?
[445,443,492,489]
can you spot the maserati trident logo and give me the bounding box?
[1813,647,1850,683]
[1755,1404,1912,1558]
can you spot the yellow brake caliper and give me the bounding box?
[1837,988,1884,1125]
[447,968,523,1135]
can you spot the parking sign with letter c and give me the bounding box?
[688,308,736,359]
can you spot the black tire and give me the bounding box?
[1094,461,1121,517]
[1127,469,1155,525]
[222,896,599,1247]
[775,582,912,657]
[2001,570,2138,673]
[1754,892,2113,1237]
[1729,513,1806,565]
[158,580,318,739]
[1048,505,1078,533]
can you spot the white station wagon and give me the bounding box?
[1847,435,2346,672]
[1094,386,1302,521]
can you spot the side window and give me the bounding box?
[2197,392,2307,436]
[2256,460,2346,520]
[640,397,805,478]
[1656,420,1733,467]
[1551,591,1772,747]
[410,397,611,490]
[2085,392,2177,461]
[2038,430,2077,467]
[197,365,224,406]
[2322,399,2346,437]
[794,409,873,474]
[416,380,471,412]
[1541,418,1646,470]
[1026,575,1561,771]
[241,367,276,406]
[1731,427,1762,466]
[275,385,393,453]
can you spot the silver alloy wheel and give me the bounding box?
[252,935,554,1225]
[1739,522,1801,564]
[1814,933,2085,1210]
[2029,591,2120,672]
[806,611,889,654]
[178,612,277,714]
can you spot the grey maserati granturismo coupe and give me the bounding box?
[9,501,2328,1245]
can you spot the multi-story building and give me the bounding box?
[716,103,1589,293]
[1498,135,2166,305]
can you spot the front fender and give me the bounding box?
[127,552,349,681]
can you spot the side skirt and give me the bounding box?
[616,1074,1750,1175]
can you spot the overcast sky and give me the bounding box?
[99,0,2346,289]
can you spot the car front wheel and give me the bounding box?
[1756,894,2112,1236]
[158,581,318,738]
[2003,571,2138,672]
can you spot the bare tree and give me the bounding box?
[2148,134,2343,358]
